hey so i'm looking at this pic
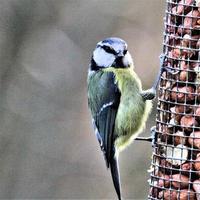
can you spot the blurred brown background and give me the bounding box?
[0,0,165,199]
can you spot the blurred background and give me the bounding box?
[0,0,165,199]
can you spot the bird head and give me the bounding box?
[90,37,133,70]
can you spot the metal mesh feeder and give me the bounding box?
[148,0,200,199]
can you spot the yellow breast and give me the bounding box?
[104,67,152,152]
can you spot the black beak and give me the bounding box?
[114,56,127,68]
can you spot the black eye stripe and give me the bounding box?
[102,45,117,55]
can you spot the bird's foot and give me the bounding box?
[159,53,166,66]
[141,88,156,101]
[159,53,179,75]
[150,126,157,147]
[141,54,167,101]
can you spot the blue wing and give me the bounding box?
[88,70,122,200]
[88,70,120,167]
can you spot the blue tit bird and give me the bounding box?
[87,37,164,200]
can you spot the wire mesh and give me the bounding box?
[148,0,200,199]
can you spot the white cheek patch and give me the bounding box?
[93,47,115,68]
[122,51,133,68]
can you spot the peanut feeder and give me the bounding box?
[148,0,200,199]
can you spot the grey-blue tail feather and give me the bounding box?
[110,155,122,200]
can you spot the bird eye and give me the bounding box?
[123,49,127,55]
[103,46,111,51]
[102,45,117,55]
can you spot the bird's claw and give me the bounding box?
[159,53,179,75]
[159,53,167,66]
[150,126,157,147]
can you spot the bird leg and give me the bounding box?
[141,54,166,101]
[135,126,157,147]
[136,55,166,144]
[135,136,152,142]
